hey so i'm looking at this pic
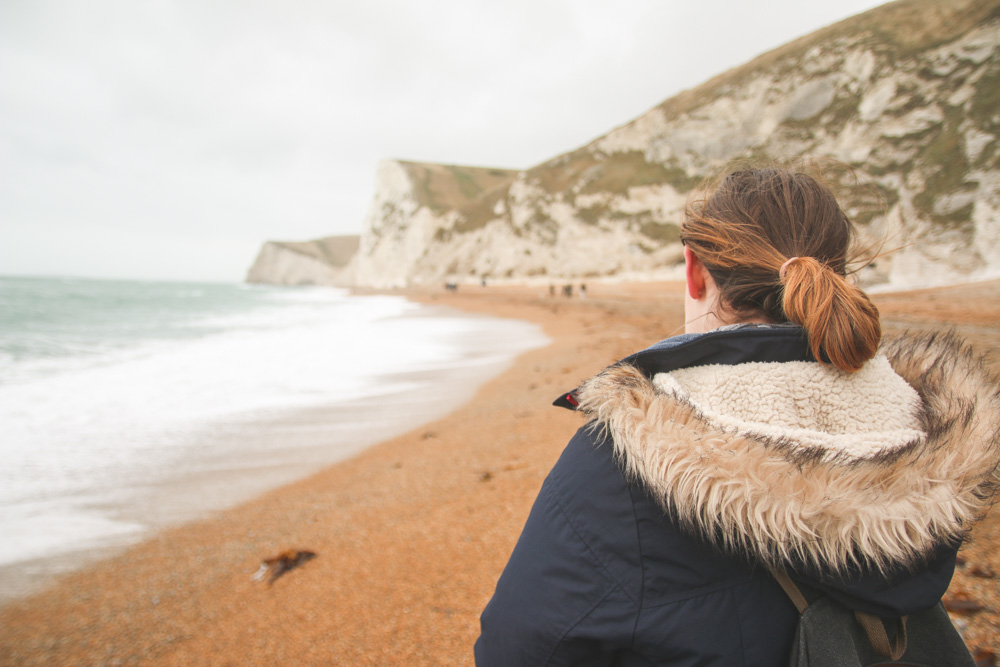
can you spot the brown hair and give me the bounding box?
[680,166,881,373]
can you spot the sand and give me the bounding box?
[1,280,998,665]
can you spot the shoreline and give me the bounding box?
[0,299,545,607]
[1,280,998,664]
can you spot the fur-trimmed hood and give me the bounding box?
[575,330,1000,575]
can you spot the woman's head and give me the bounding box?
[679,166,881,372]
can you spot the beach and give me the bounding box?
[0,279,547,607]
[1,279,999,665]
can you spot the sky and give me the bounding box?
[1,0,891,283]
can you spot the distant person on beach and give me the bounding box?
[475,166,1000,664]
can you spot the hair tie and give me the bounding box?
[779,257,800,281]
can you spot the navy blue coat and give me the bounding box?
[475,328,958,666]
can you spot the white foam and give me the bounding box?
[0,290,547,573]
[0,502,145,566]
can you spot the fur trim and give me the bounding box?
[575,330,1000,574]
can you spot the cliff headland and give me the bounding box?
[249,0,1000,292]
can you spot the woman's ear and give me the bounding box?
[684,246,707,301]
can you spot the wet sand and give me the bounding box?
[1,280,998,665]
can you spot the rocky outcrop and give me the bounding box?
[245,236,360,287]
[353,161,519,288]
[356,0,1000,289]
[250,0,1000,290]
[351,158,685,287]
[565,0,1000,289]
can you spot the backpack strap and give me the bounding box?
[769,568,909,661]
[769,568,809,613]
[855,610,908,661]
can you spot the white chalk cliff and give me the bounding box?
[249,0,1000,290]
[245,236,360,287]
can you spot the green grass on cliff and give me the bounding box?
[400,161,518,213]
[649,0,1000,122]
[576,152,701,196]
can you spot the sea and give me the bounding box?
[0,275,547,601]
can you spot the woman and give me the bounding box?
[474,167,1000,665]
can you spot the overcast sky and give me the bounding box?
[1,0,890,283]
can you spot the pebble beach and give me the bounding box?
[1,279,999,665]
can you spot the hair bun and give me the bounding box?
[781,258,880,372]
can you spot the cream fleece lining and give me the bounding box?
[652,355,925,461]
